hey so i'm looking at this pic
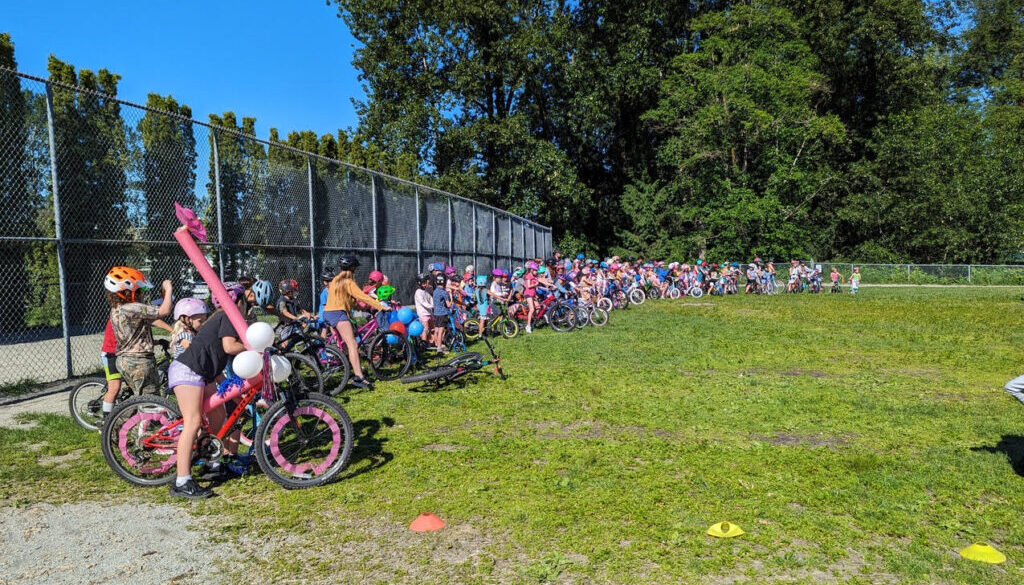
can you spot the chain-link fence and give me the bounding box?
[773,262,1024,285]
[0,68,553,385]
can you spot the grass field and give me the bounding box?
[3,287,1024,584]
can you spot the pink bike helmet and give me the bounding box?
[368,270,384,283]
[173,297,209,321]
[526,261,539,270]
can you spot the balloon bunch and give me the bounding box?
[386,307,418,343]
[230,322,292,384]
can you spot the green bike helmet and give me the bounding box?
[376,285,396,302]
[513,268,525,278]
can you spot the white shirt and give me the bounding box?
[414,288,433,318]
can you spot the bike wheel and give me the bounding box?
[629,289,646,305]
[669,287,681,300]
[690,287,704,298]
[367,331,413,381]
[444,328,467,353]
[317,345,351,396]
[573,305,588,329]
[463,318,482,340]
[101,395,181,487]
[596,297,612,312]
[401,367,460,385]
[69,377,108,431]
[648,288,661,301]
[588,306,609,327]
[283,352,323,395]
[254,392,353,489]
[547,303,576,332]
[497,317,519,339]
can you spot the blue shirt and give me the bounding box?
[432,288,450,316]
[317,288,329,319]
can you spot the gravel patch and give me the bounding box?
[0,501,235,585]
[0,390,69,429]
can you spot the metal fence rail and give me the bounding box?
[778,262,1024,285]
[0,67,552,385]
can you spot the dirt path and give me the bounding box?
[0,389,70,429]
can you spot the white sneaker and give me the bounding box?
[525,326,532,334]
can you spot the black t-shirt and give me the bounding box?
[276,295,300,325]
[175,311,240,381]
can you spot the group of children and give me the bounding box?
[98,250,864,498]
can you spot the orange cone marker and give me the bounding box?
[410,512,446,532]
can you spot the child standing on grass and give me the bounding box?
[105,266,173,397]
[849,266,861,294]
[414,273,434,342]
[431,273,451,351]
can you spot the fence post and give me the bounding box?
[447,195,454,267]
[44,84,73,379]
[211,130,226,281]
[508,216,513,261]
[306,156,317,310]
[968,264,972,284]
[415,187,422,271]
[492,211,497,269]
[907,264,911,282]
[521,220,526,263]
[370,174,379,270]
[472,203,478,270]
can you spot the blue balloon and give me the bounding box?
[397,307,415,325]
[407,320,424,337]
[386,333,400,345]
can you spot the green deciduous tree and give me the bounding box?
[625,2,847,260]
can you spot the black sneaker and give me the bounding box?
[169,479,214,499]
[350,376,373,389]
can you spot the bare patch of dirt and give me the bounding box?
[421,443,468,452]
[0,501,236,585]
[778,369,828,378]
[706,547,899,585]
[530,420,679,441]
[239,512,525,585]
[754,432,850,449]
[37,448,87,468]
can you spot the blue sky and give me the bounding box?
[1,0,366,139]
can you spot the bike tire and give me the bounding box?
[589,306,609,327]
[254,392,353,489]
[689,287,704,298]
[497,317,519,339]
[317,345,351,396]
[401,367,460,384]
[546,303,574,332]
[596,297,613,312]
[69,377,109,431]
[284,352,323,395]
[101,394,181,487]
[669,288,681,300]
[573,305,588,329]
[367,331,413,381]
[648,288,661,301]
[629,289,646,305]
[463,318,482,340]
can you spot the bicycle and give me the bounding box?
[400,334,506,389]
[274,320,351,394]
[69,339,172,432]
[101,364,353,490]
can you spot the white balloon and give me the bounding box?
[233,350,264,379]
[270,355,292,383]
[245,322,275,352]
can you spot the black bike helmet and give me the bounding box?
[416,272,429,285]
[320,267,336,281]
[433,273,447,287]
[337,256,360,272]
[279,279,298,294]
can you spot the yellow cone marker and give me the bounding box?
[707,521,745,538]
[959,543,1005,564]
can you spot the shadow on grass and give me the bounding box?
[338,416,395,480]
[971,435,1024,477]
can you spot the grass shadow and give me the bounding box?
[971,435,1024,477]
[337,416,395,480]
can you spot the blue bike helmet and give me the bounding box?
[475,275,487,287]
[576,253,584,260]
[600,262,609,269]
[252,280,274,307]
